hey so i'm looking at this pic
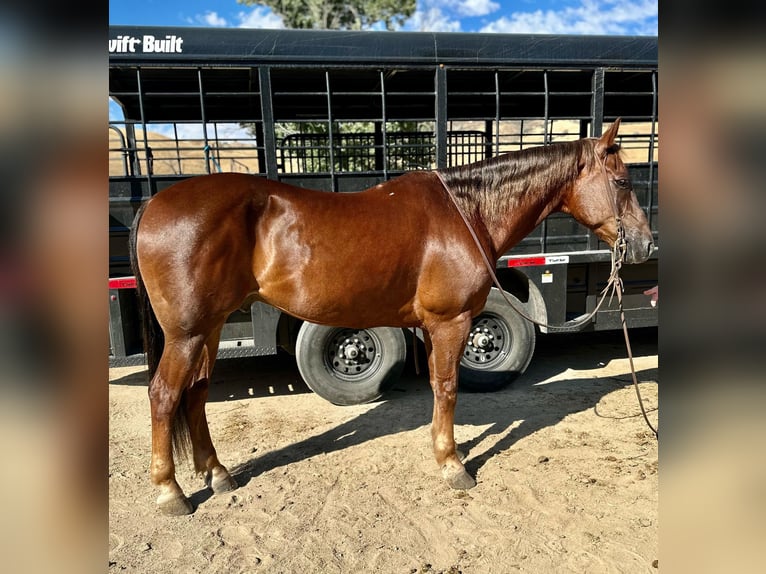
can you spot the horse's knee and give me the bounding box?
[432,389,457,412]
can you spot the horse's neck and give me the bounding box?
[474,172,565,258]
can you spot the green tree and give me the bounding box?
[237,0,416,30]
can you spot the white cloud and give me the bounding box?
[403,0,499,31]
[186,11,228,27]
[201,11,228,27]
[453,0,500,17]
[405,7,462,32]
[186,7,284,29]
[480,0,657,35]
[236,7,286,29]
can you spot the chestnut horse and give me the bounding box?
[130,119,653,515]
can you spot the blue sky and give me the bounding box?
[109,0,658,36]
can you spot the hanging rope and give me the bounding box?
[203,144,223,173]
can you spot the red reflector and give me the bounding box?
[109,277,137,289]
[507,257,546,267]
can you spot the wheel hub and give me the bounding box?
[463,315,509,367]
[342,343,360,360]
[327,330,378,377]
[470,330,493,351]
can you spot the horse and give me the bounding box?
[129,118,654,515]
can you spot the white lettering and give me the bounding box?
[109,34,184,54]
[143,34,184,53]
[108,35,141,53]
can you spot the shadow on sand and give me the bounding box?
[110,327,658,509]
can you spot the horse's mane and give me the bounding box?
[437,139,594,229]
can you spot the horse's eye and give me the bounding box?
[614,178,630,189]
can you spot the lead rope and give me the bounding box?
[615,276,658,437]
[434,159,658,439]
[596,156,658,439]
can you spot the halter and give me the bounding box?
[434,145,657,438]
[597,150,628,278]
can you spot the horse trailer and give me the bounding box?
[109,26,658,403]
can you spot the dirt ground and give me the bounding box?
[109,328,658,574]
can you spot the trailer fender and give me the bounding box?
[495,268,548,332]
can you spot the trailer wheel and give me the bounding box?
[295,323,406,406]
[459,289,536,392]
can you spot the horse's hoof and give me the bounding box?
[206,469,238,494]
[443,466,476,490]
[157,493,193,516]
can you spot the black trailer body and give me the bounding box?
[109,26,658,397]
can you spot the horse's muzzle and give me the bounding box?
[626,235,655,264]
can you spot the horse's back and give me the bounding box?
[140,171,433,225]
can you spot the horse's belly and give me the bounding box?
[256,264,420,328]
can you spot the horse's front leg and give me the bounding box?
[424,314,476,490]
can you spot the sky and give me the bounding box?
[108,0,658,36]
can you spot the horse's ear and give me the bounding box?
[596,117,621,157]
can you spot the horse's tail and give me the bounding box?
[129,202,164,378]
[129,202,191,461]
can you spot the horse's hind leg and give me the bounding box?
[148,335,206,515]
[185,326,238,495]
[423,314,476,490]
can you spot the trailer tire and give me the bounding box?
[459,289,536,392]
[295,323,406,406]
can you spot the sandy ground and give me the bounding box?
[109,328,658,574]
